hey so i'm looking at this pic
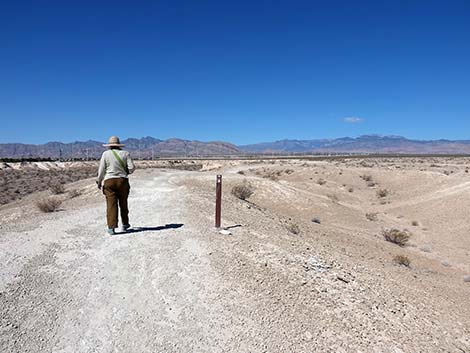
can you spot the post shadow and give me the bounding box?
[121,223,184,234]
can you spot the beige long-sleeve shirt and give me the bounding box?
[97,149,135,184]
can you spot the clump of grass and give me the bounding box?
[393,255,411,267]
[383,229,411,247]
[376,189,390,198]
[366,212,378,221]
[317,178,326,185]
[49,181,65,195]
[286,223,300,235]
[36,197,62,213]
[231,182,254,201]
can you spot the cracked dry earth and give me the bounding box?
[1,167,470,353]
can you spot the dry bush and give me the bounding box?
[317,178,326,185]
[367,181,377,187]
[411,220,419,226]
[361,174,373,182]
[231,182,254,200]
[393,255,411,267]
[49,181,65,195]
[265,173,279,181]
[68,189,82,198]
[383,229,411,247]
[237,170,245,175]
[348,187,354,193]
[36,197,62,213]
[366,212,378,221]
[286,223,300,235]
[376,189,390,198]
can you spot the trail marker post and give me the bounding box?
[215,175,222,228]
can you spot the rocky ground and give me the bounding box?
[0,157,469,352]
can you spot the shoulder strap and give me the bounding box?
[111,150,127,173]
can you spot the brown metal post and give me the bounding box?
[215,175,222,228]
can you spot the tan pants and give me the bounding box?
[103,178,130,228]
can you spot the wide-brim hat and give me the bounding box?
[103,136,125,147]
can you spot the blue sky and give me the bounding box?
[1,0,469,144]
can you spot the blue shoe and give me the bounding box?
[122,224,131,232]
[107,228,115,235]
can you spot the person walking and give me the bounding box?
[96,136,136,235]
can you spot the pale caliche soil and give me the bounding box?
[0,160,203,205]
[1,158,470,352]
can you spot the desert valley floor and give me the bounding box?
[0,157,469,352]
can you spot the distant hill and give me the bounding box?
[0,137,240,159]
[239,135,470,154]
[2,135,470,159]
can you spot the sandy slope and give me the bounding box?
[1,161,470,352]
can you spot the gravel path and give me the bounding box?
[0,171,233,353]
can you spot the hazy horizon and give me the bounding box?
[3,133,470,147]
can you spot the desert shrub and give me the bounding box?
[376,189,390,198]
[348,187,354,193]
[68,189,82,198]
[393,255,411,267]
[231,182,254,200]
[367,181,377,187]
[237,170,245,175]
[361,174,373,182]
[286,223,300,235]
[383,229,411,247]
[411,220,419,226]
[317,178,326,185]
[264,173,279,181]
[36,197,62,213]
[366,212,378,221]
[49,182,65,195]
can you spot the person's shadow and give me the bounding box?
[119,223,184,234]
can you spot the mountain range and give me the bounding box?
[1,135,470,159]
[239,135,470,154]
